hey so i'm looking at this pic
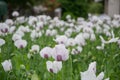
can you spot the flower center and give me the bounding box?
[44,54,48,58]
[57,55,62,61]
[49,68,53,73]
[20,45,23,48]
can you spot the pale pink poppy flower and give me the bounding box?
[1,59,12,72]
[52,44,69,61]
[40,47,53,59]
[46,61,62,74]
[14,39,27,49]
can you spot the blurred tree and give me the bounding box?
[5,0,34,8]
[4,0,46,17]
[43,0,60,11]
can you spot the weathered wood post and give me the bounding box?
[104,0,120,17]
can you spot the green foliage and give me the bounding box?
[57,0,89,18]
[57,0,104,18]
[62,12,76,20]
[88,2,103,14]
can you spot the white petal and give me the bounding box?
[97,72,104,80]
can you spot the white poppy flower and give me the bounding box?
[90,33,96,41]
[52,44,69,61]
[5,19,14,26]
[46,61,62,74]
[30,30,39,40]
[71,46,82,55]
[14,39,27,49]
[66,15,71,20]
[16,16,25,24]
[1,59,12,72]
[97,72,104,80]
[88,61,96,73]
[0,23,9,33]
[104,78,110,80]
[96,43,105,50]
[55,35,68,45]
[9,26,16,34]
[66,38,76,47]
[99,31,119,44]
[12,11,19,17]
[40,47,53,59]
[38,31,42,37]
[0,38,5,46]
[15,30,25,37]
[30,45,40,53]
[18,25,30,33]
[36,22,44,30]
[82,33,90,40]
[51,29,57,36]
[45,29,52,36]
[80,61,110,80]
[83,27,93,34]
[28,16,37,26]
[12,34,22,41]
[75,34,86,46]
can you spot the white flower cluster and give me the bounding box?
[1,11,120,79]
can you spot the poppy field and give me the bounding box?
[0,12,120,80]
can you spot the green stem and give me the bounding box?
[70,54,73,80]
[62,62,64,80]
